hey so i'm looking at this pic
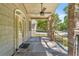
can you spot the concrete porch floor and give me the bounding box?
[14,37,68,56]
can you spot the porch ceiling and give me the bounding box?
[24,3,58,19]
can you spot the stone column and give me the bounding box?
[68,3,76,56]
[47,15,55,41]
[29,20,32,37]
[47,17,50,38]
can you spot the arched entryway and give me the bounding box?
[14,9,25,50]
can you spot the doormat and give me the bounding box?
[19,43,30,49]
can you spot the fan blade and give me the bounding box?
[28,12,40,14]
[44,12,52,14]
[28,12,51,14]
[41,7,46,12]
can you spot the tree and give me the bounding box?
[51,13,61,30]
[58,6,68,31]
[59,23,65,31]
[64,16,68,29]
[64,6,68,13]
[37,19,47,32]
[63,6,68,31]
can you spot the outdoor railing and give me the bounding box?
[54,31,68,50]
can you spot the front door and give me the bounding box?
[15,15,23,49]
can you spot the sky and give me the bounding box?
[55,3,68,22]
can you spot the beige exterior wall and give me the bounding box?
[0,4,30,56]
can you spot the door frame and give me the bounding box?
[76,35,79,56]
[14,9,25,50]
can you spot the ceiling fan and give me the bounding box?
[28,3,51,16]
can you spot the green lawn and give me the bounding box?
[32,34,47,37]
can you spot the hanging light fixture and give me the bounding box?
[40,3,46,16]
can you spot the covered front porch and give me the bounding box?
[14,37,67,56]
[14,3,78,56]
[0,3,78,56]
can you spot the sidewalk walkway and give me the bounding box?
[14,37,68,56]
